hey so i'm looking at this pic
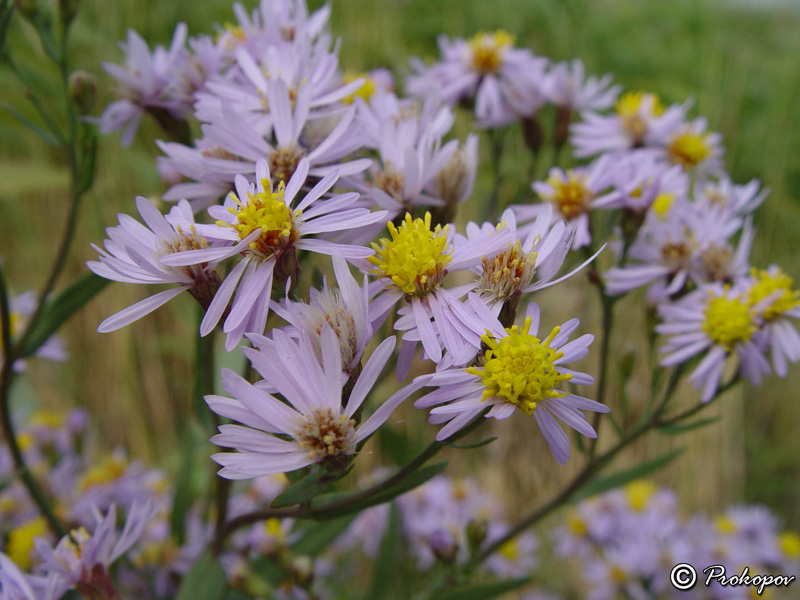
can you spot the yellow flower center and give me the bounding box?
[615,91,664,143]
[702,292,756,350]
[467,316,571,414]
[368,212,452,297]
[264,518,286,543]
[468,30,515,75]
[477,239,537,300]
[715,515,737,535]
[668,130,712,169]
[342,72,378,104]
[78,455,128,491]
[542,170,592,220]
[8,517,48,570]
[567,513,588,536]
[218,180,300,261]
[28,410,65,429]
[499,538,519,562]
[651,193,675,220]
[747,268,800,321]
[298,408,356,460]
[610,564,628,584]
[268,145,305,186]
[779,531,800,558]
[625,480,657,511]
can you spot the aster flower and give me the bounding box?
[32,502,155,600]
[0,554,63,600]
[160,158,386,350]
[571,91,687,157]
[206,327,419,478]
[270,254,372,375]
[694,175,767,220]
[518,156,610,249]
[663,117,724,175]
[543,59,619,113]
[99,24,193,146]
[366,212,512,365]
[407,31,547,125]
[88,197,223,333]
[414,297,607,464]
[746,266,800,377]
[656,282,772,401]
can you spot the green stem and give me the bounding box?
[0,268,67,538]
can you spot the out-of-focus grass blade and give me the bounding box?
[19,272,108,359]
[291,515,357,557]
[365,502,402,600]
[0,102,62,145]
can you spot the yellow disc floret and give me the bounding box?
[779,531,800,559]
[668,130,712,169]
[715,515,737,535]
[615,91,664,144]
[468,30,515,75]
[467,317,571,414]
[747,268,800,322]
[218,180,300,260]
[342,72,378,104]
[702,291,756,350]
[78,455,128,491]
[542,170,592,220]
[8,517,48,570]
[651,193,675,220]
[368,212,452,297]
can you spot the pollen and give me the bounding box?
[298,408,356,461]
[368,212,452,297]
[747,268,800,321]
[477,239,537,300]
[467,316,571,414]
[468,30,515,75]
[219,180,300,260]
[541,170,592,220]
[668,130,712,169]
[8,517,48,570]
[702,291,756,350]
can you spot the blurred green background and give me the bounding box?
[2,0,800,529]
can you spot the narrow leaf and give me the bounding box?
[0,103,62,145]
[439,577,532,600]
[660,416,719,435]
[444,436,498,450]
[366,502,401,600]
[176,550,227,600]
[271,466,330,509]
[19,272,108,358]
[575,448,685,501]
[291,515,357,557]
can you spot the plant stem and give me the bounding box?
[0,268,67,538]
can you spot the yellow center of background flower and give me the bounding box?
[702,293,756,349]
[468,30,515,74]
[747,268,800,321]
[625,480,657,511]
[78,455,128,491]
[668,130,712,169]
[220,180,300,260]
[368,212,452,296]
[543,170,592,219]
[651,193,675,220]
[468,317,570,414]
[8,517,47,570]
[342,72,377,104]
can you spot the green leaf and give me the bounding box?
[0,102,62,145]
[444,436,497,450]
[291,515,356,557]
[170,428,197,544]
[313,461,448,519]
[366,502,402,600]
[438,577,532,600]
[660,416,719,435]
[271,466,331,509]
[176,550,227,600]
[575,448,685,501]
[19,272,108,358]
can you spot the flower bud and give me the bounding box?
[288,555,314,587]
[429,528,458,564]
[466,518,488,553]
[68,70,96,113]
[58,0,80,26]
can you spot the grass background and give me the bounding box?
[2,0,800,531]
